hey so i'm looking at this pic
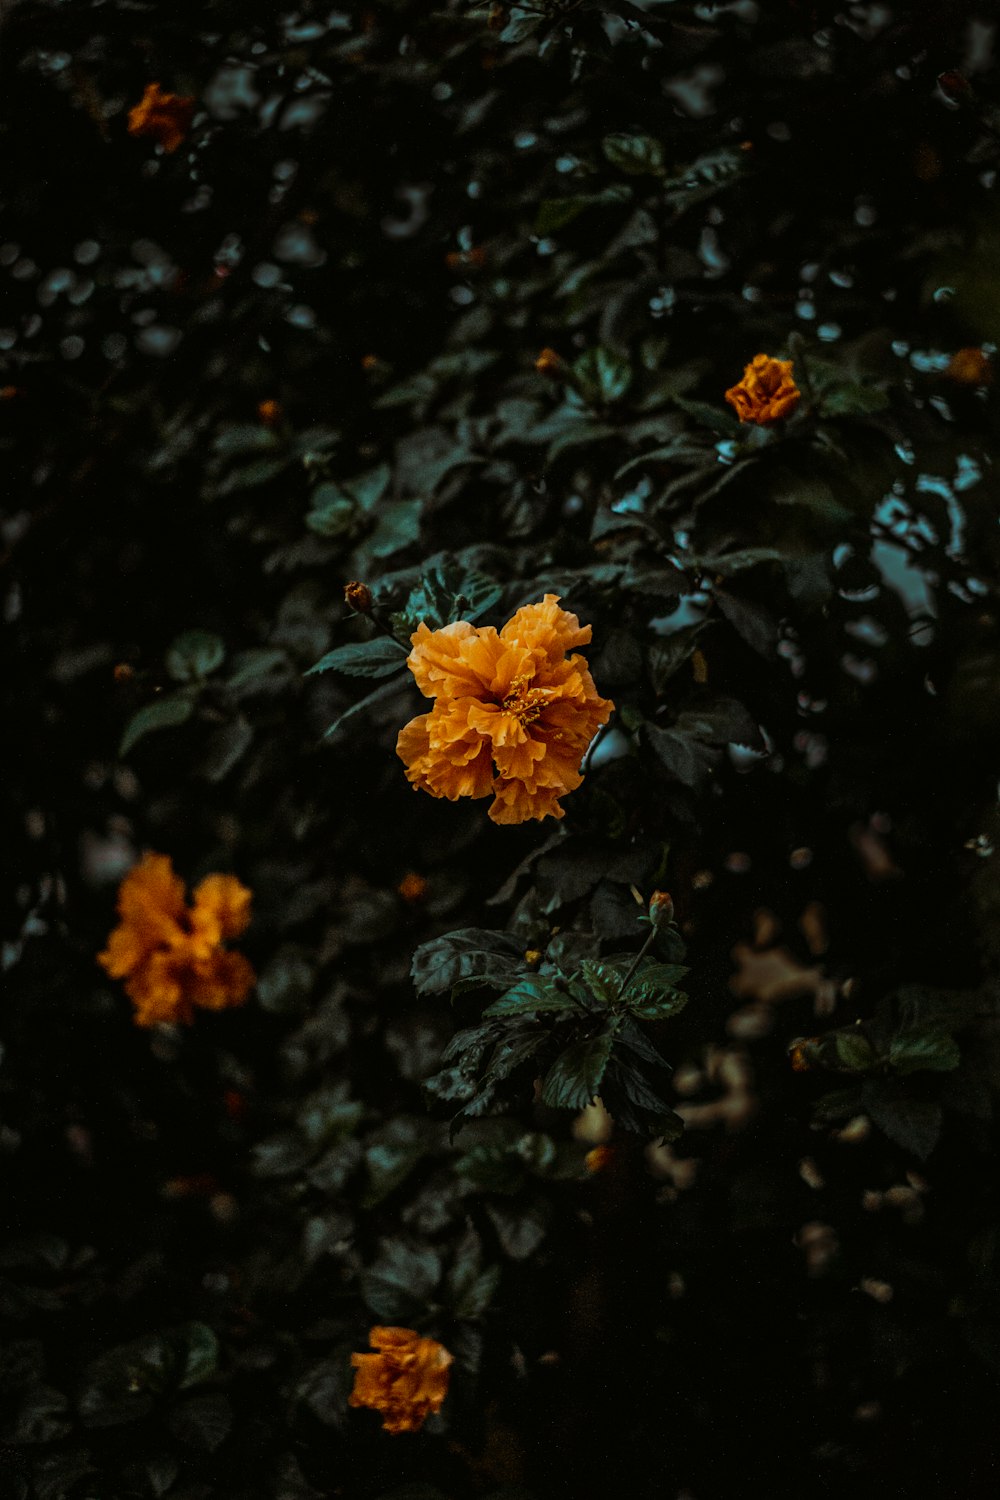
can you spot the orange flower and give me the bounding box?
[947,347,992,387]
[127,83,195,154]
[396,594,613,825]
[725,354,801,425]
[535,347,563,375]
[397,871,428,903]
[349,1327,452,1434]
[585,1144,616,1174]
[257,398,282,426]
[98,854,254,1027]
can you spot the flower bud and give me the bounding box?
[535,347,563,376]
[648,890,674,928]
[344,580,373,613]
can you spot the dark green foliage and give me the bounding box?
[6,1,1000,1498]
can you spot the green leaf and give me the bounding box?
[360,1241,441,1322]
[579,959,623,1007]
[175,1323,220,1389]
[411,929,523,995]
[483,975,579,1017]
[673,396,741,436]
[889,1027,961,1075]
[624,980,689,1021]
[573,347,632,405]
[323,677,410,739]
[307,637,408,679]
[166,629,225,682]
[119,695,194,757]
[534,186,631,235]
[864,1084,942,1159]
[602,132,666,176]
[831,1030,878,1072]
[541,1028,616,1110]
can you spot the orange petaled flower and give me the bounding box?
[397,871,428,903]
[725,354,801,425]
[947,348,993,387]
[127,83,195,154]
[349,1327,452,1434]
[98,853,255,1028]
[396,594,613,825]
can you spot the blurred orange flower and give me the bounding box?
[127,83,195,153]
[947,348,992,387]
[725,354,801,425]
[257,399,282,426]
[535,347,562,375]
[396,594,613,825]
[98,854,254,1027]
[349,1327,452,1434]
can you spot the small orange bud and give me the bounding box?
[344,580,374,613]
[397,872,428,903]
[947,348,992,387]
[361,353,380,370]
[691,648,708,685]
[257,399,282,427]
[0,385,19,401]
[585,1144,615,1174]
[113,663,135,683]
[790,1038,820,1073]
[535,347,563,376]
[649,890,674,928]
[524,949,543,967]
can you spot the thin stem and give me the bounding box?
[619,926,658,998]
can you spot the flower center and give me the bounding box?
[502,674,550,726]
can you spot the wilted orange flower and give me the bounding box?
[947,347,992,387]
[98,853,254,1027]
[725,354,801,425]
[127,83,195,153]
[396,594,613,825]
[349,1327,452,1434]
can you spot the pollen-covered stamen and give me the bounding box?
[502,674,553,726]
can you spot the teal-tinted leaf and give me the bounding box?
[200,714,253,781]
[579,959,623,1007]
[175,1323,220,1390]
[307,637,408,678]
[673,396,741,435]
[483,976,578,1017]
[602,132,666,176]
[663,148,744,212]
[573,347,632,405]
[485,1197,551,1260]
[166,629,225,682]
[624,980,688,1021]
[119,694,194,757]
[306,486,359,537]
[541,1028,616,1110]
[889,1027,961,1075]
